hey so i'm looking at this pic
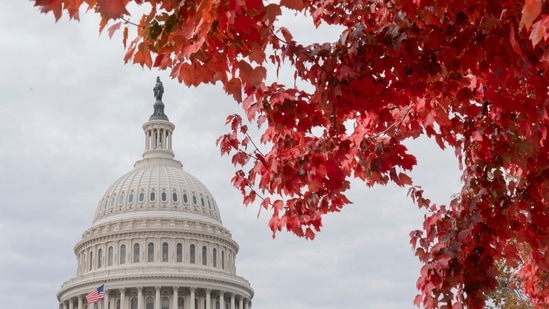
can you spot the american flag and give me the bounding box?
[86,284,105,304]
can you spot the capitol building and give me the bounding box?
[56,79,254,309]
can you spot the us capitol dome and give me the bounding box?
[57,78,254,309]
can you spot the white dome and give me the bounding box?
[93,157,222,226]
[57,80,253,309]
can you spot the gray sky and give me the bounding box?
[0,2,462,308]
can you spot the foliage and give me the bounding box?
[488,262,535,309]
[34,0,549,307]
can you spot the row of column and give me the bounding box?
[61,286,251,309]
[145,127,172,151]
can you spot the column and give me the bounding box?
[69,298,74,309]
[190,288,195,309]
[205,289,211,309]
[120,288,126,309]
[155,287,161,309]
[104,289,109,309]
[78,296,83,309]
[230,294,235,309]
[219,292,224,309]
[137,287,143,309]
[62,301,67,309]
[238,298,243,309]
[172,287,179,309]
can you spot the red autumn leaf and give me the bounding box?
[520,0,543,30]
[97,0,129,20]
[107,21,121,39]
[280,0,305,11]
[509,26,524,57]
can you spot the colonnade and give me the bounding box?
[60,286,252,309]
[144,126,172,151]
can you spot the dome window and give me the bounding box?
[221,250,225,270]
[201,197,205,207]
[202,246,207,265]
[97,249,103,268]
[161,297,169,309]
[120,244,126,264]
[192,195,197,205]
[139,192,145,202]
[118,194,124,204]
[148,242,154,262]
[190,244,195,264]
[150,192,156,202]
[183,194,188,203]
[172,192,178,202]
[108,246,113,266]
[128,192,134,204]
[133,243,140,263]
[176,243,182,263]
[110,196,115,207]
[208,200,211,209]
[213,248,217,267]
[146,297,154,309]
[89,251,93,271]
[161,191,167,202]
[162,242,169,262]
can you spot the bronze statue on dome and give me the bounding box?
[153,76,164,101]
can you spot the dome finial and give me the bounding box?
[150,77,169,121]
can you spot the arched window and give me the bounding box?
[201,198,205,206]
[133,243,140,263]
[190,244,195,264]
[176,243,182,263]
[108,246,113,266]
[221,251,225,270]
[183,194,188,203]
[172,192,178,202]
[97,249,103,268]
[120,244,126,264]
[150,191,156,201]
[128,192,134,203]
[202,246,207,265]
[118,193,124,204]
[139,192,145,202]
[88,251,93,271]
[192,195,197,205]
[161,297,170,309]
[162,242,169,262]
[148,242,154,262]
[146,297,154,309]
[131,298,138,309]
[177,297,184,309]
[161,192,167,202]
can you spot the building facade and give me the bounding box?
[57,79,253,309]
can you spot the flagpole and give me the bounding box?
[103,285,108,309]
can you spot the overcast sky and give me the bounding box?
[0,2,462,308]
